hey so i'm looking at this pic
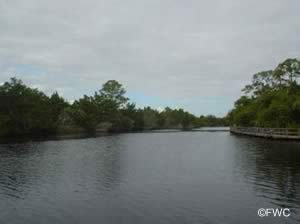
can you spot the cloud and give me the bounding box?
[0,0,299,115]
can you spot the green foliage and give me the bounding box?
[143,107,159,130]
[68,96,100,132]
[0,78,68,136]
[95,80,128,109]
[0,77,227,137]
[196,114,228,127]
[120,103,144,131]
[230,58,300,128]
[48,92,69,130]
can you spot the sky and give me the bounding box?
[0,0,299,116]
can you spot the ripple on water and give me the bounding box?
[0,132,299,224]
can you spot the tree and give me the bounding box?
[96,80,128,108]
[0,77,228,137]
[120,103,144,131]
[143,107,159,130]
[274,58,300,85]
[48,92,69,131]
[0,78,65,136]
[243,70,274,96]
[94,80,129,123]
[230,58,300,128]
[68,95,100,132]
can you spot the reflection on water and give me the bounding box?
[231,136,300,216]
[0,132,299,224]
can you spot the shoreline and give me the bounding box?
[0,127,230,143]
[230,127,300,141]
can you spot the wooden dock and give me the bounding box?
[230,127,300,140]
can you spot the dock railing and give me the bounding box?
[230,126,300,139]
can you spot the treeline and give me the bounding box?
[0,78,227,137]
[228,58,300,128]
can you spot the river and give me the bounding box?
[0,131,299,223]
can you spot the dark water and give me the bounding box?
[0,132,300,224]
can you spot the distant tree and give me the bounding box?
[181,112,194,129]
[94,80,128,123]
[48,92,69,131]
[96,80,128,108]
[68,95,100,133]
[143,107,159,130]
[0,78,63,136]
[0,77,228,137]
[120,103,144,130]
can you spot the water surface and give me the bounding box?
[0,131,299,223]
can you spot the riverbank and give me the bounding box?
[230,127,300,140]
[0,127,229,143]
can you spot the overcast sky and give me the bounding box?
[0,0,299,116]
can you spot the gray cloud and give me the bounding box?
[0,0,299,115]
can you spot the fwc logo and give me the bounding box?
[258,208,291,218]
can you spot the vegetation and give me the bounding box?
[0,78,68,136]
[229,58,300,128]
[0,78,227,137]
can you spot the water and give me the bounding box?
[0,131,299,224]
